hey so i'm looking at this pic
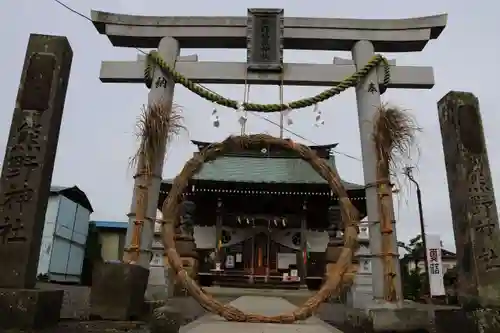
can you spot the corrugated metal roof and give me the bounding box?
[93,220,128,229]
[50,185,94,212]
[188,155,363,189]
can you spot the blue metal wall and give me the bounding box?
[37,194,91,283]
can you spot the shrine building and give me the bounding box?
[155,140,370,292]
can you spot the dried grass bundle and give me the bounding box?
[372,103,421,302]
[130,102,184,173]
[373,103,421,177]
[124,102,184,263]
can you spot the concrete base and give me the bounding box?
[90,262,149,320]
[0,288,63,330]
[150,304,183,333]
[434,308,500,333]
[327,301,465,332]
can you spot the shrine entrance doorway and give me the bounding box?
[253,232,269,276]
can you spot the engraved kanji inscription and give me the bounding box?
[477,247,500,272]
[20,53,56,111]
[155,76,167,89]
[4,155,39,179]
[247,8,284,72]
[11,115,42,153]
[468,158,493,194]
[259,18,272,61]
[1,184,35,211]
[0,217,27,244]
[368,82,378,94]
[475,221,497,237]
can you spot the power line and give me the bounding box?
[52,0,362,162]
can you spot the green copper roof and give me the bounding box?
[191,155,363,189]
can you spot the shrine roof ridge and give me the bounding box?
[191,140,338,151]
[161,151,364,188]
[90,10,447,52]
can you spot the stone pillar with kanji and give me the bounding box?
[436,90,500,333]
[0,34,73,330]
[438,91,500,306]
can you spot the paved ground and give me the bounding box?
[180,296,343,333]
[8,283,461,332]
[24,283,348,332]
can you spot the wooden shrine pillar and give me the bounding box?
[250,222,255,283]
[214,198,223,270]
[300,201,308,285]
[265,226,271,282]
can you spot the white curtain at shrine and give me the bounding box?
[193,226,331,252]
[270,228,301,250]
[304,230,329,252]
[219,227,253,247]
[193,226,216,248]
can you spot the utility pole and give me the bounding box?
[404,166,430,296]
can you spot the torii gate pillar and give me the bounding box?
[352,40,403,305]
[90,37,179,320]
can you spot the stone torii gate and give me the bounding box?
[89,8,446,318]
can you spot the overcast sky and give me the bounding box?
[1,0,498,250]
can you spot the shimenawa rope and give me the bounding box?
[144,51,390,112]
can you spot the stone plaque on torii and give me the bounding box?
[90,8,446,316]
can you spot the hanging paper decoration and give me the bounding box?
[211,108,220,127]
[282,107,293,125]
[313,104,324,127]
[235,102,248,132]
[238,113,247,127]
[237,102,245,113]
[315,114,325,127]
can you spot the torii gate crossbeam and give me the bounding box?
[91,10,446,51]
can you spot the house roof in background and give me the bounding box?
[50,185,94,212]
[92,220,128,229]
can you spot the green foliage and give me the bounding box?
[399,234,426,299]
